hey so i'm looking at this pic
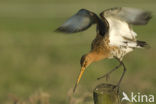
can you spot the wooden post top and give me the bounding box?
[93,83,120,104]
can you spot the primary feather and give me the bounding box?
[101,7,152,25]
[55,9,96,33]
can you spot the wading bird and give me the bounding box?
[55,7,152,93]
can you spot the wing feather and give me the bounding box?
[100,7,152,25]
[55,9,96,33]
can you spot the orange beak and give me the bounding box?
[73,66,86,93]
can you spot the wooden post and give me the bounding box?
[93,83,121,104]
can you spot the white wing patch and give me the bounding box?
[106,17,137,48]
[106,17,139,59]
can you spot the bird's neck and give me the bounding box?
[87,51,107,62]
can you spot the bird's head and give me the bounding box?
[73,53,96,93]
[80,53,94,68]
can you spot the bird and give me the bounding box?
[55,7,152,93]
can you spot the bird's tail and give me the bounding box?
[137,40,150,49]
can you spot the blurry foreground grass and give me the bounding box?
[7,90,50,104]
[0,0,156,104]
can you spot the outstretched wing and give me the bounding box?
[100,7,152,25]
[55,9,97,33]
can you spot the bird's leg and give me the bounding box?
[97,57,127,93]
[97,61,122,81]
[116,60,126,88]
[113,57,127,93]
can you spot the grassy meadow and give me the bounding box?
[0,0,156,104]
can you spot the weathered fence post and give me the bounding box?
[93,83,121,104]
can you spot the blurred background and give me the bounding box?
[0,0,155,104]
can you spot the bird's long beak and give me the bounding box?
[73,66,86,93]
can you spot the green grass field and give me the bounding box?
[0,0,156,104]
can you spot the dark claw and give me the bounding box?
[113,85,120,94]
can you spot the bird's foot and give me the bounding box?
[97,73,110,81]
[113,85,120,94]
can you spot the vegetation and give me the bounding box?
[0,0,155,103]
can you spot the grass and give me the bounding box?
[0,0,156,104]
